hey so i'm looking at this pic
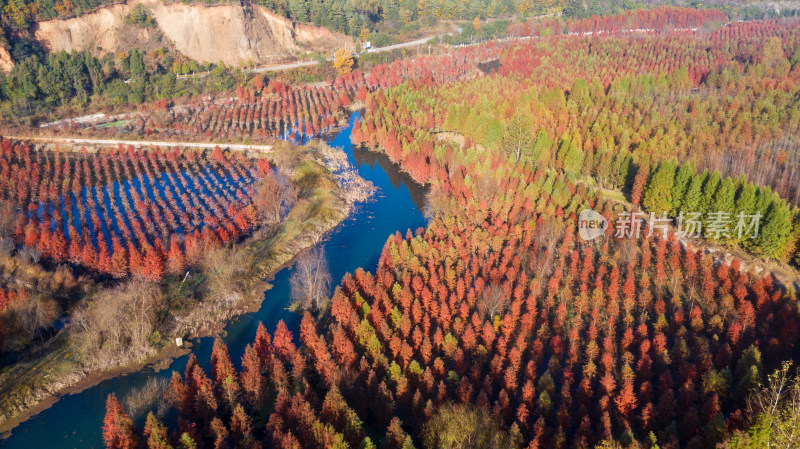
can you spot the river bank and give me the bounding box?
[0,335,191,437]
[0,111,428,449]
[0,138,370,436]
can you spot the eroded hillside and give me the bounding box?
[33,0,351,66]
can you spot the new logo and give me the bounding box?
[578,209,608,241]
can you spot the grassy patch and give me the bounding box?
[598,188,627,203]
[97,120,129,129]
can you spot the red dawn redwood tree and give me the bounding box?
[141,244,165,282]
[102,394,140,449]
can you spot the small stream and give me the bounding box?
[0,113,428,449]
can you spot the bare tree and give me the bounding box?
[478,284,509,320]
[616,237,640,267]
[19,247,40,264]
[124,376,170,419]
[750,363,795,418]
[70,278,163,367]
[500,112,534,162]
[201,245,249,306]
[289,246,332,313]
[0,236,14,257]
[529,218,563,280]
[422,402,520,449]
[254,172,297,225]
[732,362,800,449]
[474,173,502,204]
[0,291,58,353]
[0,199,16,237]
[424,187,451,221]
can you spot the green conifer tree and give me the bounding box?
[712,177,737,214]
[563,143,585,174]
[753,203,793,258]
[555,134,572,169]
[531,130,552,164]
[699,171,722,214]
[681,171,706,213]
[671,163,693,214]
[735,182,758,216]
[643,161,676,214]
[611,150,632,188]
[754,187,775,217]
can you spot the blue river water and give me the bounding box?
[0,113,427,448]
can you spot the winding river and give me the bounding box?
[0,113,428,449]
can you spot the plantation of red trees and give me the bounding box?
[134,85,344,142]
[353,17,800,264]
[0,138,267,281]
[106,156,800,448]
[507,7,727,37]
[358,18,800,193]
[76,39,494,144]
[105,77,800,446]
[102,7,800,449]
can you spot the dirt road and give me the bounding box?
[5,135,273,152]
[179,35,438,78]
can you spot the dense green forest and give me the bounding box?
[0,48,238,120]
[255,0,536,35]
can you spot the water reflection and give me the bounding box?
[0,112,428,449]
[352,146,428,213]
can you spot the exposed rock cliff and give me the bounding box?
[0,47,14,72]
[33,0,350,66]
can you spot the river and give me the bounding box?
[0,113,428,449]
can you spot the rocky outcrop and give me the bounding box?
[34,4,145,55]
[0,47,14,72]
[33,0,350,66]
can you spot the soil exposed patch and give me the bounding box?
[33,0,351,66]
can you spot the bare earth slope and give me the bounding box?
[33,0,350,66]
[0,47,13,71]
